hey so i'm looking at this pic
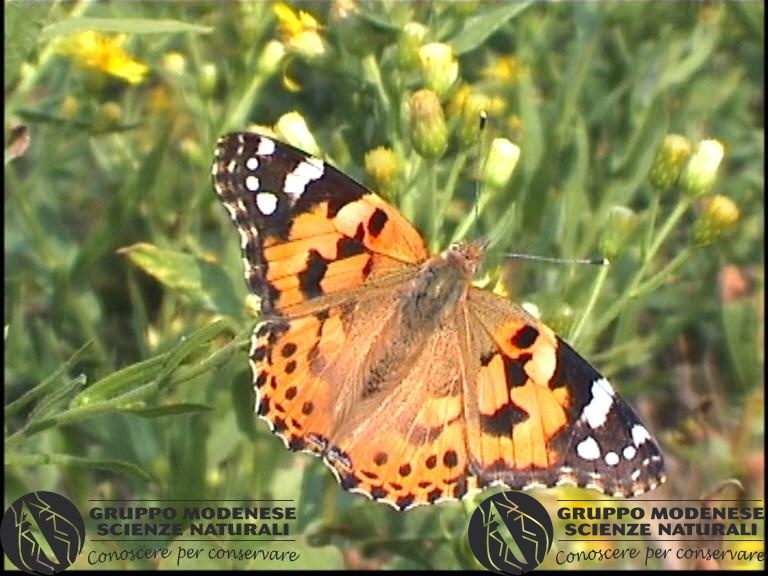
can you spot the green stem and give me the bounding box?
[429,164,439,251]
[633,247,692,298]
[569,262,610,344]
[362,53,396,137]
[435,151,468,243]
[451,184,496,244]
[4,342,92,419]
[594,195,693,335]
[646,197,693,264]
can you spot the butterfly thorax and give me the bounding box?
[402,241,484,329]
[357,242,483,399]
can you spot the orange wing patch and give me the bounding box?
[325,328,473,509]
[251,312,342,452]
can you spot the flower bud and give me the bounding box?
[456,91,491,149]
[681,139,725,197]
[408,90,448,159]
[649,134,691,191]
[482,138,520,190]
[163,51,186,76]
[599,206,639,260]
[399,22,428,72]
[61,95,80,119]
[418,42,458,99]
[364,146,400,196]
[692,194,739,245]
[94,102,123,131]
[256,40,286,77]
[199,62,217,97]
[274,111,320,156]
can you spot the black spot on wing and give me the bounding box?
[480,403,529,437]
[298,249,328,299]
[367,208,389,237]
[511,325,539,349]
[281,342,297,357]
[503,355,529,388]
[337,237,366,258]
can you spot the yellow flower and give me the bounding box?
[482,55,524,84]
[60,31,148,84]
[364,147,400,196]
[274,2,325,58]
[418,42,459,99]
[649,134,692,191]
[692,194,740,245]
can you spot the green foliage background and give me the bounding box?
[4,1,764,570]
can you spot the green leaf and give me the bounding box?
[72,320,230,405]
[70,354,167,407]
[657,21,719,91]
[121,243,241,316]
[722,298,759,392]
[4,1,51,91]
[40,17,212,41]
[122,242,204,290]
[449,2,533,54]
[123,402,214,417]
[5,452,152,480]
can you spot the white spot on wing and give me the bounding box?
[284,158,325,198]
[256,137,275,156]
[256,191,278,215]
[604,451,619,466]
[246,157,259,170]
[576,436,601,461]
[632,425,651,447]
[245,175,260,191]
[623,445,637,460]
[582,378,615,429]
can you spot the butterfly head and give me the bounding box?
[443,239,487,279]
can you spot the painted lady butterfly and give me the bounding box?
[212,132,665,510]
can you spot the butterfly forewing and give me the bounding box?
[212,133,428,315]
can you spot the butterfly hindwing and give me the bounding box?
[466,287,665,497]
[251,278,475,510]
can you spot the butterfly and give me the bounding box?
[211,131,666,510]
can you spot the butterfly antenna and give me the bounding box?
[503,253,610,266]
[473,110,489,240]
